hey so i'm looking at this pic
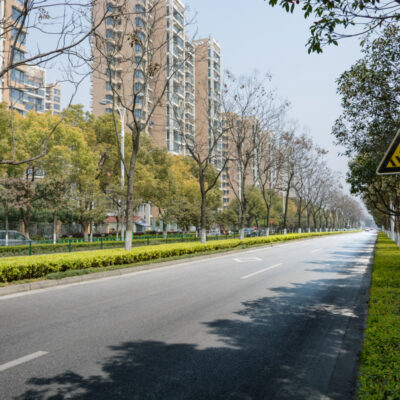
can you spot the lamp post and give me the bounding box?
[100,99,126,240]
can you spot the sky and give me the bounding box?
[52,0,364,182]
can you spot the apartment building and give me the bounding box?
[45,84,62,115]
[0,0,61,115]
[92,0,196,156]
[146,0,195,155]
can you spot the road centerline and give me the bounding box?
[0,351,48,373]
[240,263,283,280]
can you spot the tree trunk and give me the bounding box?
[200,171,207,244]
[265,206,271,236]
[82,222,89,242]
[20,207,31,239]
[125,151,138,251]
[53,213,57,244]
[283,184,290,234]
[5,205,9,246]
[89,220,93,242]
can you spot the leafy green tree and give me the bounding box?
[266,0,400,53]
[0,177,34,240]
[332,26,400,224]
[33,178,69,244]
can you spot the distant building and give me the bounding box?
[0,0,61,115]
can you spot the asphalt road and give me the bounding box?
[0,231,376,400]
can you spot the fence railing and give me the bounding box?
[0,228,345,257]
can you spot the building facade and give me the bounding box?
[0,0,61,114]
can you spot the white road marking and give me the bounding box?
[234,257,262,263]
[241,263,283,280]
[311,249,322,253]
[0,351,48,372]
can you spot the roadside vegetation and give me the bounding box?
[357,233,400,399]
[0,231,355,284]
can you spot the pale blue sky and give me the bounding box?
[51,0,363,178]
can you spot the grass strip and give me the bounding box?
[357,233,400,399]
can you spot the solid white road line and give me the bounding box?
[241,263,283,280]
[0,351,48,372]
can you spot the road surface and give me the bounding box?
[0,231,376,399]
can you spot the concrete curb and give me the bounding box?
[0,234,354,298]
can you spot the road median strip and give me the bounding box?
[0,231,358,290]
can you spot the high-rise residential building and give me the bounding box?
[45,84,62,115]
[193,38,225,201]
[0,0,61,115]
[92,0,153,129]
[92,0,195,156]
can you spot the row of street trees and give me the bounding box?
[332,26,400,232]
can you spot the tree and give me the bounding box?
[280,131,313,233]
[33,178,69,243]
[0,177,33,241]
[92,0,194,250]
[332,26,400,227]
[255,129,285,235]
[223,72,283,239]
[0,1,111,165]
[266,0,400,53]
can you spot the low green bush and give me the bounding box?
[357,233,400,399]
[0,231,353,283]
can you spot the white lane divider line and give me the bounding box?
[311,249,322,253]
[234,257,262,263]
[0,351,48,372]
[241,263,283,280]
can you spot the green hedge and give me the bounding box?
[0,231,352,283]
[0,235,212,257]
[357,233,400,399]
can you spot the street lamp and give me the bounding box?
[100,99,126,240]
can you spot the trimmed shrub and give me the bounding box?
[0,231,354,283]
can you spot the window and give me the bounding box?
[106,29,114,39]
[12,48,25,62]
[106,16,115,26]
[136,4,145,14]
[54,104,60,110]
[135,17,145,29]
[54,89,60,95]
[137,31,146,42]
[10,88,24,103]
[135,70,144,80]
[105,94,113,103]
[54,96,60,103]
[11,28,26,44]
[135,43,143,53]
[10,69,25,83]
[11,7,22,21]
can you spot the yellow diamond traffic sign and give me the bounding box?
[377,129,400,175]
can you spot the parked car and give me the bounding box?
[0,230,31,246]
[243,228,257,237]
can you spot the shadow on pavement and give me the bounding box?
[16,266,370,400]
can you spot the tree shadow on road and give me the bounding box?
[15,271,369,400]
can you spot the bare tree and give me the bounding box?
[279,130,313,234]
[223,72,282,240]
[173,92,229,243]
[0,0,111,165]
